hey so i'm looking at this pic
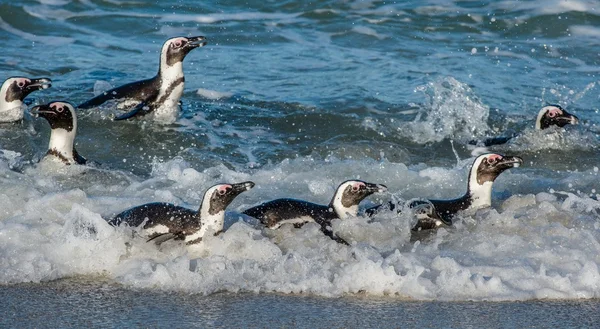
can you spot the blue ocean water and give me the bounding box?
[1,0,600,325]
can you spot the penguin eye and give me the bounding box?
[487,157,497,165]
[173,40,183,48]
[351,185,360,192]
[548,111,557,118]
[56,106,64,113]
[17,81,25,88]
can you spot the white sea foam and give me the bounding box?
[197,88,234,100]
[397,77,491,144]
[1,153,599,300]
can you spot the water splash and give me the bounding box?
[398,77,491,144]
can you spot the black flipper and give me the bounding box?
[365,201,398,217]
[114,102,152,121]
[147,233,176,245]
[468,133,518,147]
[73,148,87,165]
[320,226,350,246]
[78,78,157,109]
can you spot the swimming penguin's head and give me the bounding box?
[536,105,579,130]
[407,198,451,228]
[30,101,76,131]
[203,181,255,215]
[470,153,523,185]
[162,36,207,67]
[1,77,52,102]
[331,180,387,218]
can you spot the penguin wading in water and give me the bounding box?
[30,101,87,165]
[472,105,578,146]
[109,182,255,245]
[243,180,387,245]
[0,77,51,123]
[78,36,206,122]
[367,153,522,234]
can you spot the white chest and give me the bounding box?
[0,101,25,122]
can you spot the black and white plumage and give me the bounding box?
[535,105,578,130]
[472,105,579,147]
[367,153,523,232]
[109,181,255,245]
[30,101,87,165]
[243,180,387,245]
[78,36,206,122]
[0,77,51,123]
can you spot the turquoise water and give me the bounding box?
[1,0,600,325]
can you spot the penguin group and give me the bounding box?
[1,35,582,246]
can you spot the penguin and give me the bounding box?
[0,77,51,123]
[242,180,387,245]
[109,181,255,245]
[30,101,87,165]
[471,105,579,146]
[78,36,207,122]
[367,153,523,232]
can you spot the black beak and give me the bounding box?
[231,181,255,194]
[558,111,579,125]
[29,104,52,117]
[365,183,387,194]
[497,155,523,169]
[186,36,207,49]
[26,78,52,91]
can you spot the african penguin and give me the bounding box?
[242,180,387,245]
[109,181,255,245]
[0,77,51,123]
[78,36,207,122]
[30,101,87,165]
[471,105,579,147]
[367,153,522,232]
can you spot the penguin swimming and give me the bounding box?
[367,153,523,232]
[78,36,207,122]
[109,181,255,245]
[242,180,387,245]
[0,77,51,123]
[30,101,87,165]
[471,105,579,146]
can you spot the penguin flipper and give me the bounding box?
[320,226,350,246]
[78,78,156,109]
[73,148,87,165]
[114,102,152,121]
[147,232,176,245]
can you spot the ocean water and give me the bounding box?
[1,0,600,325]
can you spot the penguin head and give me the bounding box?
[470,153,523,186]
[1,77,51,103]
[162,36,207,66]
[202,181,255,215]
[331,180,387,218]
[407,198,450,228]
[409,199,441,221]
[30,101,76,131]
[536,105,579,130]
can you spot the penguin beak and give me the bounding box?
[26,78,52,91]
[497,155,523,169]
[365,183,387,194]
[186,36,207,49]
[231,181,255,194]
[29,104,52,118]
[558,110,579,126]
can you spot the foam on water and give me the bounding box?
[397,77,492,144]
[1,153,599,300]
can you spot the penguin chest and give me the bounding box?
[153,79,184,122]
[0,101,25,122]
